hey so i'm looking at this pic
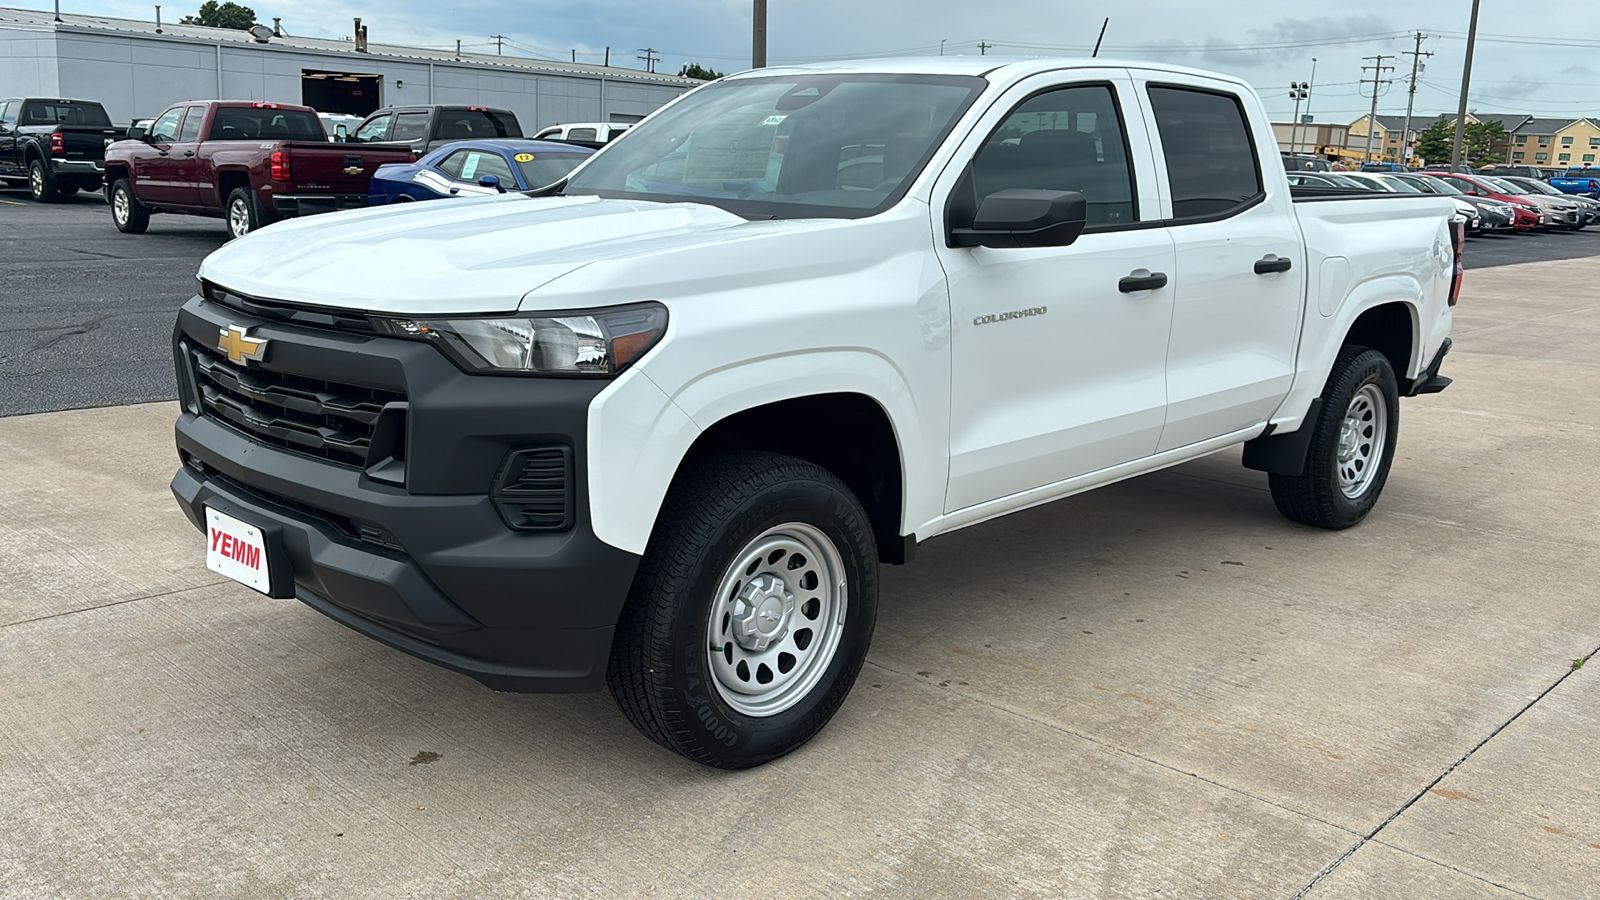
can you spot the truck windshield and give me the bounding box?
[210,107,324,141]
[563,74,986,219]
[22,101,111,127]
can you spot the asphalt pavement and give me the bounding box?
[2,186,1598,419]
[1,257,1596,897]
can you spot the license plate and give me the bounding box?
[205,507,271,595]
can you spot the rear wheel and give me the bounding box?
[1268,347,1400,530]
[27,159,58,202]
[608,452,879,769]
[108,179,149,234]
[225,187,261,239]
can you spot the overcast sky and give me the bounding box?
[95,0,1600,124]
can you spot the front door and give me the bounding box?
[166,104,208,208]
[133,107,185,206]
[936,74,1177,513]
[1131,80,1305,451]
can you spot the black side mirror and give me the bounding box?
[949,188,1088,249]
[126,124,147,142]
[479,174,506,193]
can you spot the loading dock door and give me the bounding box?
[301,70,382,116]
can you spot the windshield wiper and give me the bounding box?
[526,178,568,198]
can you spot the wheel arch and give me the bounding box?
[216,167,252,205]
[1341,299,1420,394]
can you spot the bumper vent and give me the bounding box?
[187,340,406,469]
[492,447,573,532]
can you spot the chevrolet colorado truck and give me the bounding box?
[0,97,123,201]
[170,59,1459,769]
[104,101,411,239]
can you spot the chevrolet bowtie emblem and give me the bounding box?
[218,324,268,365]
[343,166,363,175]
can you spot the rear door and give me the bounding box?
[936,71,1178,512]
[1129,78,1304,452]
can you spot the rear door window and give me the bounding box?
[1146,86,1263,220]
[390,112,430,143]
[178,106,206,142]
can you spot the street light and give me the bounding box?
[1289,82,1309,154]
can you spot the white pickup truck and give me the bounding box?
[170,58,1460,769]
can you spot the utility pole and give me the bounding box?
[1288,82,1309,154]
[940,39,947,56]
[1302,57,1318,152]
[977,41,992,55]
[1360,54,1395,164]
[1400,32,1433,165]
[1450,0,1482,172]
[637,48,659,73]
[490,34,506,55]
[752,0,767,69]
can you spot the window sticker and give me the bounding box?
[461,152,481,179]
[683,123,778,183]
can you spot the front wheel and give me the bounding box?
[108,179,150,233]
[608,452,879,769]
[1268,347,1400,530]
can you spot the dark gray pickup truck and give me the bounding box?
[0,98,124,202]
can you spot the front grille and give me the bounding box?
[188,340,406,468]
[197,463,407,554]
[204,282,377,334]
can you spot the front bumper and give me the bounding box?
[270,193,370,217]
[170,293,641,692]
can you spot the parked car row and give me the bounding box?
[1286,165,1594,236]
[2,94,629,240]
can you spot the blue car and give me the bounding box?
[368,139,594,205]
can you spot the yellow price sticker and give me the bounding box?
[513,153,535,163]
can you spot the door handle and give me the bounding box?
[183,150,195,157]
[157,150,169,157]
[1254,256,1293,275]
[1118,271,1169,293]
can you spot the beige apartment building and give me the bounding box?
[1343,113,1600,168]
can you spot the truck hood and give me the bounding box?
[196,194,757,315]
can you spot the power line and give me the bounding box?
[637,47,659,73]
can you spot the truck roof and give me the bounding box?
[723,56,1252,87]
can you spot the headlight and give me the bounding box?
[374,303,667,376]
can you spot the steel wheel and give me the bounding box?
[1337,384,1387,498]
[228,196,252,237]
[705,522,847,717]
[113,186,130,225]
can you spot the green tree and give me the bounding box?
[677,62,726,81]
[1465,120,1509,167]
[1414,117,1453,165]
[179,1,257,29]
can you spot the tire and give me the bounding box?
[225,187,262,239]
[108,179,150,234]
[608,451,879,769]
[27,159,58,202]
[1269,346,1400,530]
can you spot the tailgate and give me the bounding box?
[56,126,124,162]
[281,142,412,192]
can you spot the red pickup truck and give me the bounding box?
[104,101,411,238]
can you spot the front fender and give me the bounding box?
[587,350,933,556]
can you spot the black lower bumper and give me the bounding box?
[171,295,641,692]
[270,193,369,217]
[1408,337,1453,396]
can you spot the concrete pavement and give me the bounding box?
[1,258,1596,898]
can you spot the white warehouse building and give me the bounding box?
[0,6,697,128]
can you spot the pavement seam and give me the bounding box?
[0,580,227,630]
[1290,643,1600,899]
[861,658,1361,839]
[1368,839,1548,899]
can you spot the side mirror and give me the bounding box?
[949,188,1088,249]
[479,174,506,193]
[127,124,147,142]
